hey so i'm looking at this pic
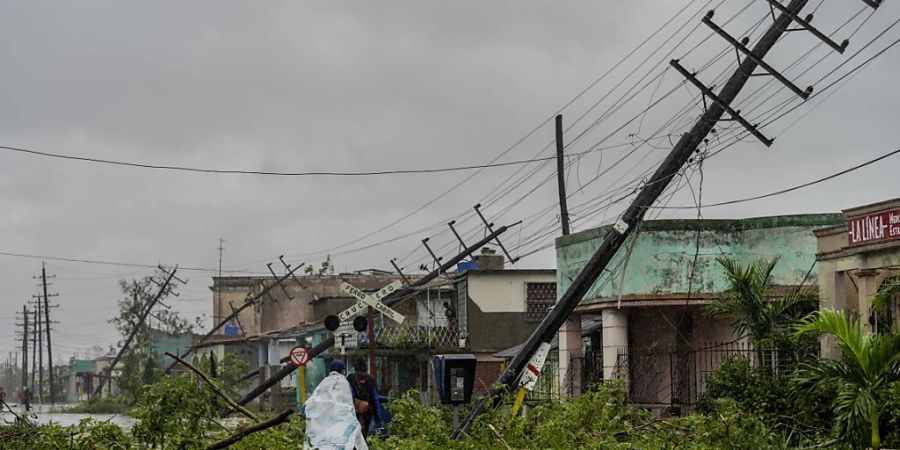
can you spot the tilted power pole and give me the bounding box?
[453,0,874,436]
[226,222,520,415]
[93,267,179,397]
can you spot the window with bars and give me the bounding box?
[526,282,556,322]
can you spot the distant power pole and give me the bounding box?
[21,305,28,392]
[39,263,59,403]
[217,238,225,323]
[555,114,571,236]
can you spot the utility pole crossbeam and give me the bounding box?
[93,266,179,397]
[474,205,518,264]
[764,0,849,53]
[670,60,774,146]
[454,0,815,437]
[389,258,411,285]
[555,115,571,236]
[448,221,475,259]
[702,13,812,100]
[861,0,882,9]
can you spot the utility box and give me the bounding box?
[433,354,476,405]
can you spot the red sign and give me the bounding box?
[847,208,900,246]
[289,346,310,367]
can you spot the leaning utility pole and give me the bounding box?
[555,114,571,236]
[454,0,869,436]
[163,261,305,374]
[93,266,180,397]
[227,221,520,415]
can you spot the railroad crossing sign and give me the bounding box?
[338,280,406,324]
[289,345,310,367]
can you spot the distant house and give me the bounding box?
[554,214,844,410]
[206,251,555,409]
[450,249,556,394]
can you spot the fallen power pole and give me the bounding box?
[453,0,861,436]
[163,261,305,374]
[228,221,520,413]
[93,266,180,397]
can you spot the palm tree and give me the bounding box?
[793,309,900,450]
[706,256,811,346]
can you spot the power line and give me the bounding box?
[652,147,900,209]
[0,250,262,274]
[0,144,628,177]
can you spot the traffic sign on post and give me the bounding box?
[289,345,310,367]
[338,281,405,324]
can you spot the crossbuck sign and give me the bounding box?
[338,280,406,324]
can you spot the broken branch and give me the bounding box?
[164,351,259,423]
[205,408,295,450]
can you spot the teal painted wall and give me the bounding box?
[555,215,844,306]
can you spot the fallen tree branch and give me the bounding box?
[164,351,259,423]
[205,408,295,450]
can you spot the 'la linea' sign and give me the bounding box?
[848,208,900,246]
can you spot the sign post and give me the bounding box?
[289,345,310,405]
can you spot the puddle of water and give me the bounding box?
[1,403,135,429]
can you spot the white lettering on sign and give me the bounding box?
[338,281,405,324]
[848,208,900,246]
[519,342,552,391]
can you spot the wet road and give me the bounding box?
[1,403,136,429]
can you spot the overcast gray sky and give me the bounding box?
[1,0,898,363]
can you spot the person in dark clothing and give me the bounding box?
[346,357,381,437]
[23,388,32,411]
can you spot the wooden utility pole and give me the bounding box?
[21,305,28,393]
[40,263,56,403]
[555,114,571,236]
[453,0,864,436]
[30,307,37,392]
[34,294,42,403]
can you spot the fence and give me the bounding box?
[359,323,460,350]
[574,342,815,410]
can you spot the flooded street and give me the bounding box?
[1,403,135,429]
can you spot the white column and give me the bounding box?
[601,309,628,380]
[558,314,583,396]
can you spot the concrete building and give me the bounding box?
[451,249,556,393]
[554,214,844,409]
[815,197,900,350]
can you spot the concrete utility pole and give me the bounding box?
[555,114,571,236]
[454,0,844,436]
